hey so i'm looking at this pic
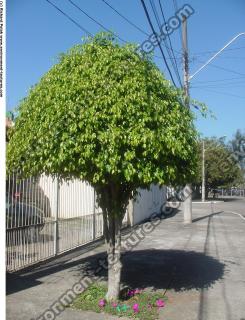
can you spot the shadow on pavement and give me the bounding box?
[6,273,43,295]
[194,197,243,203]
[192,211,223,223]
[220,197,245,202]
[6,188,227,297]
[7,246,226,296]
[161,207,181,220]
[112,249,225,292]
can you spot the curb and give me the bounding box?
[192,201,224,204]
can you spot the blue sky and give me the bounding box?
[7,0,245,141]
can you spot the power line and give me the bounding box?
[158,0,182,86]
[192,80,245,88]
[149,0,162,28]
[139,0,177,86]
[44,0,93,36]
[192,87,245,99]
[192,85,245,90]
[192,46,245,56]
[193,58,245,77]
[46,0,178,86]
[192,76,245,84]
[47,0,161,60]
[101,0,149,36]
[205,56,245,60]
[67,0,126,43]
[101,0,182,56]
[172,0,182,45]
[154,55,182,60]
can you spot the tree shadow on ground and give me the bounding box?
[6,247,226,295]
[83,249,226,292]
[221,197,244,202]
[161,207,181,220]
[193,197,242,203]
[192,211,223,223]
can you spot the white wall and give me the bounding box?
[38,175,96,218]
[132,184,167,225]
[38,176,166,223]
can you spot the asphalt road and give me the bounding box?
[161,197,245,320]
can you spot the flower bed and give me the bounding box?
[71,283,168,319]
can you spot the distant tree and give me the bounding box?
[6,111,15,142]
[194,138,244,194]
[7,33,198,301]
[229,129,245,173]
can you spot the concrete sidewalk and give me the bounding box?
[6,198,245,320]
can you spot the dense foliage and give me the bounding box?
[229,129,245,174]
[7,34,198,187]
[194,137,244,191]
[7,33,199,300]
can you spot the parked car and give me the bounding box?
[6,200,45,243]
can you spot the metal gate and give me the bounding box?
[6,173,128,272]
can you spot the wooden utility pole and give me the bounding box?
[182,17,189,103]
[182,17,192,223]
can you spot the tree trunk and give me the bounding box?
[95,183,131,302]
[205,188,209,199]
[105,214,122,301]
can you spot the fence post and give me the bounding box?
[92,188,96,240]
[53,177,59,256]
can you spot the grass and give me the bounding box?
[70,283,168,319]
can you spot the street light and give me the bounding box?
[189,33,245,80]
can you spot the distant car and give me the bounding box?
[6,200,45,243]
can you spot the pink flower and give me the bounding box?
[128,288,143,297]
[111,302,118,308]
[156,299,165,308]
[133,303,139,313]
[98,299,106,307]
[128,290,135,297]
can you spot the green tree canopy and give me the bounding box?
[7,33,198,300]
[194,137,244,191]
[229,129,245,173]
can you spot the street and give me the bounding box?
[6,197,245,320]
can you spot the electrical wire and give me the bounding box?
[158,0,182,86]
[192,76,245,84]
[192,87,245,99]
[191,80,245,88]
[45,0,93,36]
[194,59,245,77]
[191,46,245,56]
[101,0,149,36]
[140,0,177,86]
[67,0,127,44]
[205,56,245,60]
[46,0,182,89]
[101,0,182,56]
[172,0,182,45]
